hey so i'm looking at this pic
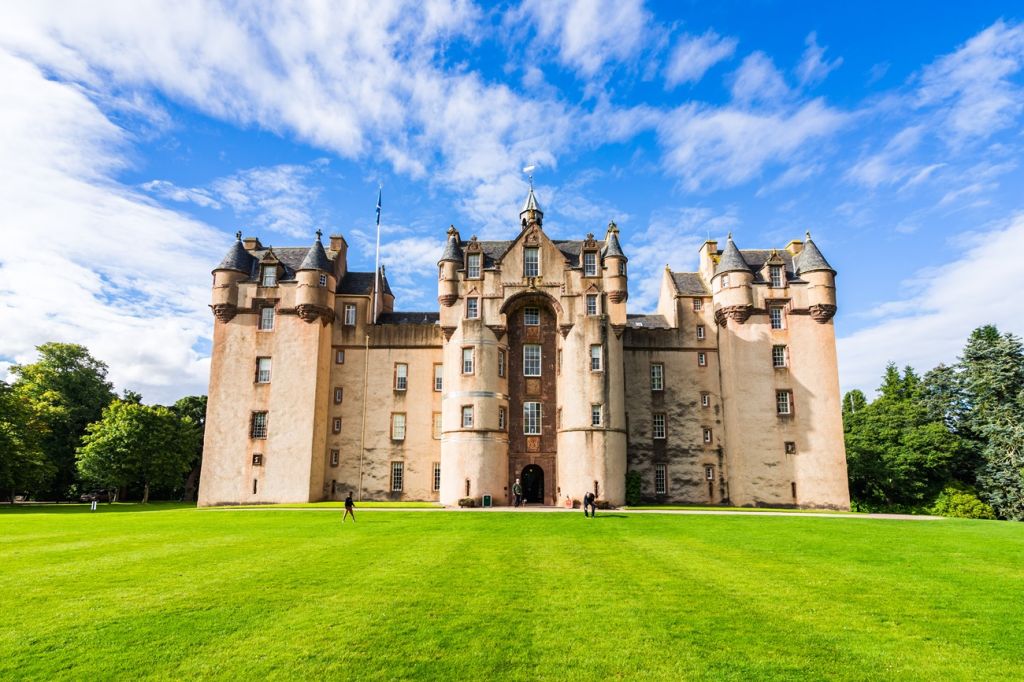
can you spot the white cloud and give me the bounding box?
[664,30,737,88]
[140,180,221,209]
[729,52,789,105]
[211,162,329,238]
[837,213,1024,395]
[0,51,223,404]
[796,32,842,87]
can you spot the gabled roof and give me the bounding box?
[671,272,710,295]
[796,234,835,275]
[738,250,805,284]
[244,247,309,282]
[298,238,333,272]
[714,236,751,276]
[215,236,256,273]
[337,271,393,296]
[626,314,671,329]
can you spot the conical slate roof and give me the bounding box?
[215,233,256,273]
[438,231,463,263]
[714,235,750,276]
[298,236,332,272]
[601,223,627,261]
[797,233,835,275]
[520,187,542,215]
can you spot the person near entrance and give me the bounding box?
[512,478,523,507]
[343,492,355,523]
[583,491,596,517]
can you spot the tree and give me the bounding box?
[9,343,115,498]
[0,381,55,502]
[171,395,207,502]
[77,400,200,503]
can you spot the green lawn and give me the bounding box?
[1,506,1022,680]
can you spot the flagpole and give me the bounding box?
[372,184,382,325]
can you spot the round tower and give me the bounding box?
[211,231,255,322]
[711,233,753,325]
[437,226,461,307]
[601,221,628,319]
[295,231,334,324]
[797,232,837,323]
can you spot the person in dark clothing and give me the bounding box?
[512,478,523,507]
[583,491,596,518]
[343,492,355,523]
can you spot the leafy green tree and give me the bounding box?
[77,400,200,503]
[0,381,55,502]
[10,343,115,498]
[841,390,866,420]
[172,395,207,502]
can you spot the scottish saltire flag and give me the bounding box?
[376,187,382,226]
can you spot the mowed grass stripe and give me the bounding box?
[1,508,1023,680]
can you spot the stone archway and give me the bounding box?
[521,464,544,504]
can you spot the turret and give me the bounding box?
[711,234,754,325]
[211,231,255,322]
[601,221,628,324]
[519,187,543,228]
[295,231,334,324]
[437,226,462,307]
[797,232,837,323]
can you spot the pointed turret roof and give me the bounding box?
[215,232,256,273]
[520,187,542,216]
[714,234,751,276]
[601,221,627,261]
[298,232,332,272]
[796,232,835,275]
[438,226,463,263]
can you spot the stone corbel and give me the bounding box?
[211,303,237,322]
[610,324,626,338]
[486,325,507,342]
[438,294,458,307]
[295,304,322,324]
[607,289,627,304]
[714,304,752,327]
[441,326,457,341]
[809,304,837,323]
[558,323,574,338]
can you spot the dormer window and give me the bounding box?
[524,247,540,277]
[583,252,598,277]
[769,265,783,288]
[467,253,481,279]
[260,265,277,287]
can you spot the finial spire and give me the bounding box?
[805,230,812,240]
[235,230,242,241]
[315,228,323,241]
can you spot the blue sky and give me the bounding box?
[1,1,1023,404]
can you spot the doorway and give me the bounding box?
[521,464,544,504]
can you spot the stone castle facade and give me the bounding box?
[198,191,850,508]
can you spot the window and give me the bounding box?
[333,387,343,404]
[696,325,705,340]
[466,297,479,319]
[524,402,541,435]
[705,465,715,481]
[462,348,474,374]
[583,251,598,276]
[330,450,339,467]
[772,345,788,368]
[524,247,539,277]
[252,453,263,466]
[432,462,441,492]
[253,479,258,495]
[258,307,275,331]
[250,412,268,439]
[769,306,784,330]
[701,392,710,408]
[591,404,602,427]
[256,357,272,383]
[433,364,443,392]
[777,390,792,415]
[391,413,406,440]
[785,441,797,455]
[655,464,667,494]
[770,265,783,288]
[652,414,666,439]
[319,273,328,287]
[335,350,346,364]
[650,363,664,391]
[697,352,707,367]
[590,345,603,372]
[344,304,357,326]
[703,427,713,443]
[523,344,541,377]
[557,407,562,429]
[391,462,404,492]
[498,407,506,430]
[467,253,481,279]
[332,417,342,434]
[395,363,408,390]
[692,298,703,311]
[586,294,599,316]
[721,274,730,288]
[432,412,442,439]
[618,261,627,276]
[261,265,277,287]
[462,406,474,428]
[498,350,505,378]
[524,306,540,325]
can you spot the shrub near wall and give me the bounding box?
[930,486,996,520]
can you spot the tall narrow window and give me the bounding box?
[776,390,792,415]
[394,363,408,390]
[498,407,506,430]
[591,404,603,427]
[524,247,539,277]
[260,265,277,287]
[650,363,664,391]
[466,298,479,319]
[467,253,481,279]
[332,417,342,434]
[432,412,442,439]
[696,325,705,340]
[692,298,703,311]
[330,450,340,467]
[770,265,783,288]
[344,304,357,326]
[721,274,730,288]
[462,406,474,428]
[333,387,343,404]
[335,350,346,364]
[586,294,599,316]
[432,462,441,492]
[705,465,715,480]
[258,307,275,331]
[703,427,713,443]
[433,364,443,392]
[697,352,707,367]
[652,414,666,439]
[583,252,598,276]
[769,306,784,329]
[319,273,328,287]
[655,464,667,494]
[462,348,474,375]
[256,357,272,383]
[391,413,406,440]
[701,392,710,408]
[250,412,268,439]
[772,345,788,368]
[523,344,541,377]
[590,345,603,372]
[523,402,541,435]
[618,261,627,276]
[498,350,506,378]
[524,306,540,325]
[391,462,404,492]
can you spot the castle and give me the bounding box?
[198,190,850,509]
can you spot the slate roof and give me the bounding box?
[795,236,834,275]
[601,230,627,261]
[714,237,750,276]
[671,272,710,295]
[626,314,670,329]
[738,250,805,284]
[338,271,393,296]
[456,239,608,269]
[298,239,333,272]
[521,187,542,214]
[215,238,257,273]
[377,312,440,325]
[244,247,309,282]
[439,234,463,263]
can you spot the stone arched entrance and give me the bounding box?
[521,464,544,504]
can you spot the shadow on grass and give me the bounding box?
[0,502,196,515]
[588,514,629,519]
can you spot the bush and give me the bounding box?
[930,486,996,520]
[624,470,642,506]
[457,497,476,508]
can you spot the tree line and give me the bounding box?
[843,325,1024,520]
[0,343,205,503]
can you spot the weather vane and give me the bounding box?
[523,164,536,190]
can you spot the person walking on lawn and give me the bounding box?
[343,492,356,523]
[513,478,523,507]
[583,491,596,518]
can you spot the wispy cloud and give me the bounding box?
[211,161,329,238]
[140,180,221,209]
[796,32,843,87]
[729,52,789,105]
[664,30,738,88]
